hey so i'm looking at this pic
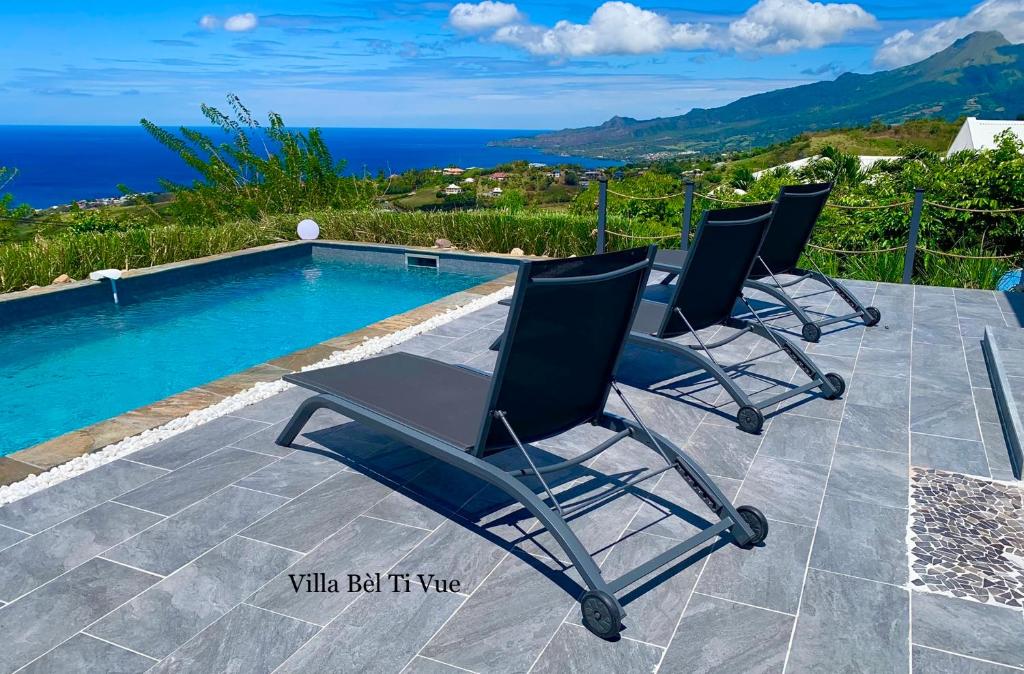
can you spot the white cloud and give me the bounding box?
[224,13,259,32]
[463,1,875,59]
[491,2,712,57]
[875,0,1024,67]
[728,0,877,54]
[198,15,221,30]
[198,12,259,32]
[449,2,522,33]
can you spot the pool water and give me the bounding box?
[0,252,499,456]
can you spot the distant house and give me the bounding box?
[947,117,1024,156]
[490,172,510,182]
[528,162,547,168]
[752,155,898,178]
[579,179,590,189]
[462,177,475,184]
[489,187,503,197]
[442,167,465,176]
[444,184,463,195]
[583,170,605,180]
[548,169,562,179]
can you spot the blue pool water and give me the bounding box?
[0,249,501,456]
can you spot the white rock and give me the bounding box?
[510,247,525,256]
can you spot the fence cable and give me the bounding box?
[592,228,679,241]
[923,201,1024,214]
[806,243,907,255]
[916,247,1020,261]
[606,188,685,200]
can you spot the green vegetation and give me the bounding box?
[1,99,1020,295]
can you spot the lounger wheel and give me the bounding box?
[801,322,822,343]
[735,505,769,548]
[580,590,623,640]
[823,372,846,400]
[865,306,882,327]
[737,406,764,434]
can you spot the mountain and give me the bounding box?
[496,32,1024,160]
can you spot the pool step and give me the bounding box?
[982,326,1023,479]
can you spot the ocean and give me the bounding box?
[0,126,618,208]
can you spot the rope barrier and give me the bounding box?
[592,228,679,241]
[826,201,914,210]
[916,247,1020,261]
[693,192,773,205]
[606,188,685,200]
[923,201,1024,214]
[807,243,907,255]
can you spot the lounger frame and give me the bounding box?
[276,248,765,640]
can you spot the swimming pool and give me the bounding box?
[0,243,514,457]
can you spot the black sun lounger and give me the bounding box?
[276,246,769,640]
[634,203,846,434]
[656,183,881,342]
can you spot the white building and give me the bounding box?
[947,117,1024,156]
[489,187,503,197]
[444,184,463,195]
[753,155,898,178]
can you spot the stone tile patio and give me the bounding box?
[1,278,1023,673]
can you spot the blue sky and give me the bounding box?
[0,0,1017,128]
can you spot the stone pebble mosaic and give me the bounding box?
[909,468,1024,609]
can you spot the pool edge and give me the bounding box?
[2,242,522,485]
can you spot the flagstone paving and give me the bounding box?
[1,278,1023,673]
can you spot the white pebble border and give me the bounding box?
[0,286,513,506]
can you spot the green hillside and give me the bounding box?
[498,31,1024,160]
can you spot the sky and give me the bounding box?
[0,0,1020,129]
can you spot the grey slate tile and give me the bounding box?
[838,401,909,454]
[659,593,793,674]
[678,423,763,480]
[403,657,468,673]
[566,531,707,646]
[421,553,577,673]
[847,372,911,412]
[811,494,908,585]
[758,414,839,466]
[0,502,162,602]
[912,645,1021,673]
[911,383,982,441]
[629,472,741,543]
[787,568,909,673]
[149,603,318,674]
[391,520,510,594]
[276,583,465,673]
[973,387,1000,425]
[0,524,27,551]
[396,333,459,356]
[230,386,322,424]
[980,422,1017,481]
[445,328,505,354]
[20,633,156,674]
[366,489,449,531]
[104,485,287,576]
[531,622,664,674]
[115,448,276,516]
[827,444,908,508]
[234,448,345,498]
[737,455,829,526]
[88,535,299,659]
[911,433,990,477]
[0,460,165,533]
[241,470,393,552]
[0,558,159,673]
[695,519,813,614]
[856,347,910,378]
[229,421,303,457]
[249,516,426,625]
[912,592,1024,668]
[129,415,270,470]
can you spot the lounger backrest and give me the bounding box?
[475,246,655,457]
[659,203,775,338]
[749,183,832,277]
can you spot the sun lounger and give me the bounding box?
[634,203,845,433]
[276,246,769,640]
[656,183,881,342]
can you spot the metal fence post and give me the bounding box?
[902,188,925,285]
[681,178,694,252]
[596,176,608,254]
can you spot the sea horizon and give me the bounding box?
[0,126,618,208]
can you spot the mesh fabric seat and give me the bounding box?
[275,245,769,641]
